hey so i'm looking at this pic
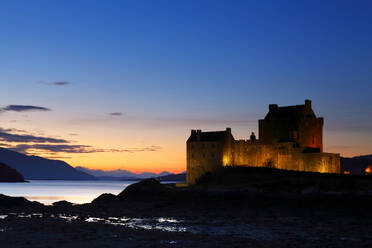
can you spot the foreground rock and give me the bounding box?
[52,200,74,207]
[0,162,26,182]
[0,194,43,209]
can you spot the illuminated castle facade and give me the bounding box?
[186,100,340,184]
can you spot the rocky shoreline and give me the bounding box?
[1,172,372,247]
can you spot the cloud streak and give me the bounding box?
[109,112,123,116]
[7,144,162,154]
[0,128,68,143]
[0,105,50,113]
[0,128,162,156]
[39,81,71,86]
[50,81,71,86]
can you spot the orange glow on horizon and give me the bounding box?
[1,110,372,174]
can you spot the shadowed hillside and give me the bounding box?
[0,148,95,180]
[196,166,372,192]
[0,162,26,182]
[341,155,372,175]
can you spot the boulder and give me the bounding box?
[117,178,170,200]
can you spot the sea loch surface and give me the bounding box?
[0,180,139,205]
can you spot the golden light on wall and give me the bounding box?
[365,165,372,175]
[222,154,230,166]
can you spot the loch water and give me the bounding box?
[0,180,139,205]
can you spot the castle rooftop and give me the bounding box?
[187,128,233,142]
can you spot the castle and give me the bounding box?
[186,100,340,184]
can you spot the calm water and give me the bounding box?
[0,180,138,205]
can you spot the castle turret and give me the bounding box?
[259,99,323,152]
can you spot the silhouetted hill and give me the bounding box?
[341,155,372,175]
[155,172,186,182]
[353,154,372,160]
[0,148,96,180]
[194,166,372,192]
[0,162,26,182]
[76,166,171,179]
[0,194,43,209]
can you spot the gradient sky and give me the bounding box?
[0,0,371,173]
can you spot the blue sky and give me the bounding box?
[0,0,371,171]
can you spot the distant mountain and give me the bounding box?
[353,154,372,160]
[75,166,171,179]
[0,162,26,182]
[0,148,96,180]
[95,176,141,181]
[341,155,372,175]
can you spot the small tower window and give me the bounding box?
[312,136,315,144]
[203,153,206,158]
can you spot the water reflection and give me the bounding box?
[0,180,136,205]
[0,213,277,239]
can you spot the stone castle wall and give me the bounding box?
[231,140,339,173]
[186,141,224,184]
[186,100,340,184]
[187,139,340,184]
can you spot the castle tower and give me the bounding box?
[186,128,234,184]
[258,99,323,152]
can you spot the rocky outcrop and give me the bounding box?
[117,178,171,199]
[52,200,74,207]
[0,194,43,208]
[0,162,26,182]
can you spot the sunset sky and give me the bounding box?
[1,0,371,173]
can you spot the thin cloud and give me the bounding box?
[0,105,51,113]
[8,144,162,154]
[51,81,71,86]
[10,144,91,154]
[109,112,123,116]
[42,156,73,160]
[0,128,68,143]
[39,81,71,86]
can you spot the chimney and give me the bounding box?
[269,104,278,111]
[226,127,231,134]
[196,130,201,141]
[191,129,196,135]
[305,99,312,108]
